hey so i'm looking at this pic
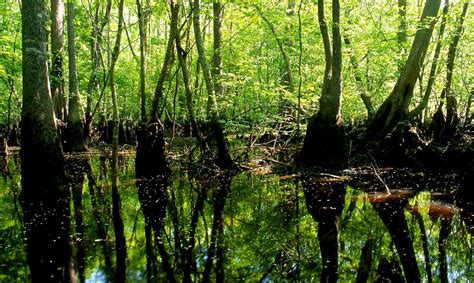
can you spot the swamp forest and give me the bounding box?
[0,0,473,282]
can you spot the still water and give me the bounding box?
[1,152,473,282]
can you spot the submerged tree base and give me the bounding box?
[297,115,348,170]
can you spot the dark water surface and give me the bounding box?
[1,152,473,282]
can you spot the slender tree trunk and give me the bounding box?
[19,0,72,281]
[213,1,224,97]
[438,218,452,283]
[51,0,66,120]
[135,2,177,282]
[414,211,432,283]
[67,159,88,283]
[255,6,294,94]
[343,34,375,119]
[202,175,231,283]
[109,0,127,281]
[65,2,86,152]
[368,0,441,137]
[84,0,112,141]
[176,32,208,152]
[398,0,408,71]
[371,195,421,282]
[191,0,235,170]
[298,0,347,170]
[407,1,449,121]
[444,2,469,135]
[137,0,148,124]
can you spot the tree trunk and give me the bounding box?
[303,182,346,282]
[65,2,86,152]
[397,0,408,71]
[51,0,66,120]
[19,0,72,281]
[137,0,148,124]
[298,0,347,170]
[371,194,421,283]
[109,0,127,281]
[464,87,473,127]
[84,0,112,141]
[368,0,441,137]
[343,34,375,119]
[202,175,231,283]
[191,0,235,170]
[407,1,449,122]
[443,2,469,136]
[135,2,177,281]
[213,1,224,97]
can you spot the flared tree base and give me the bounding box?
[297,115,348,170]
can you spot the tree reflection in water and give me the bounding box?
[3,154,474,281]
[303,178,346,282]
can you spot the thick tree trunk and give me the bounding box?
[65,2,86,152]
[368,0,441,137]
[19,0,72,281]
[51,0,66,120]
[298,0,347,170]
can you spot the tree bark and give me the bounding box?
[407,1,449,122]
[51,0,66,120]
[65,2,86,152]
[397,0,408,71]
[109,0,127,281]
[137,0,148,124]
[444,2,469,135]
[19,0,72,281]
[191,0,235,170]
[368,0,441,137]
[343,34,375,119]
[213,1,224,97]
[84,0,112,141]
[298,0,347,170]
[371,194,421,283]
[135,2,177,281]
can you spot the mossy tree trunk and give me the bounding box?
[65,2,86,152]
[298,0,347,170]
[368,0,441,137]
[19,0,72,281]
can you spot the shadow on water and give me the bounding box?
[2,152,474,282]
